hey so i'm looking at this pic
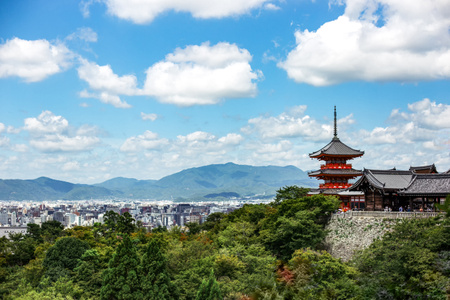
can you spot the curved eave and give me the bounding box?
[348,169,385,191]
[309,153,364,160]
[308,169,363,177]
[309,137,364,158]
[399,192,449,197]
[309,173,362,178]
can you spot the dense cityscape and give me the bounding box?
[0,199,270,238]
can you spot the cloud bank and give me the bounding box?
[143,42,261,106]
[0,38,73,82]
[103,0,272,24]
[279,0,450,85]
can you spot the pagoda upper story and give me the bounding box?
[308,107,364,190]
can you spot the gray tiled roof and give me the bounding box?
[308,188,346,195]
[309,137,364,158]
[409,164,437,173]
[400,174,450,196]
[350,169,413,191]
[308,169,362,176]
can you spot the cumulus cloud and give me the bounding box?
[23,111,100,152]
[279,0,450,86]
[390,98,450,129]
[120,130,169,152]
[355,99,450,170]
[24,111,69,134]
[143,42,261,106]
[141,112,159,121]
[242,105,354,141]
[264,3,281,11]
[0,38,73,82]
[77,59,138,108]
[103,0,272,24]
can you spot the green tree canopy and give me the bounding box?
[354,216,450,299]
[43,237,90,282]
[101,235,143,300]
[141,238,178,299]
[196,269,222,300]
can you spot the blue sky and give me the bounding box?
[0,0,449,183]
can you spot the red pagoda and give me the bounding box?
[308,107,364,208]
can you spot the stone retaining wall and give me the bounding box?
[324,216,397,262]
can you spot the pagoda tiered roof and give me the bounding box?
[308,168,362,177]
[309,137,364,159]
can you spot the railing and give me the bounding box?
[332,211,443,219]
[319,183,352,189]
[321,163,352,169]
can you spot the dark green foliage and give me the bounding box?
[354,216,450,299]
[104,211,137,235]
[73,249,104,298]
[101,235,143,300]
[260,194,340,261]
[196,269,222,300]
[273,185,310,205]
[224,203,269,225]
[286,249,360,299]
[118,212,137,234]
[436,194,450,218]
[41,220,64,242]
[43,237,90,281]
[141,238,178,299]
[27,223,42,242]
[186,222,202,235]
[6,233,35,266]
[260,210,326,261]
[104,210,121,232]
[200,212,225,232]
[152,225,168,233]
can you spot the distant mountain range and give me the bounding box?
[0,163,316,201]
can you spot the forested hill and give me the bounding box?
[0,163,315,201]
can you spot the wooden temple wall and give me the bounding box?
[364,190,384,211]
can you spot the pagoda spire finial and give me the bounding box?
[334,106,337,138]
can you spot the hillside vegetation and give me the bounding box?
[0,188,448,299]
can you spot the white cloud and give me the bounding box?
[354,98,450,170]
[62,161,81,171]
[242,105,354,141]
[24,111,69,134]
[23,111,100,152]
[103,0,272,24]
[0,38,73,82]
[279,0,450,86]
[0,136,9,148]
[264,3,281,10]
[141,112,159,121]
[66,27,98,42]
[143,42,261,106]
[78,59,138,108]
[120,130,168,152]
[400,98,450,129]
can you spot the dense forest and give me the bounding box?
[0,187,448,299]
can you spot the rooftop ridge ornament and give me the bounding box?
[334,106,338,139]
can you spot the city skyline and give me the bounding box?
[1,0,449,184]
